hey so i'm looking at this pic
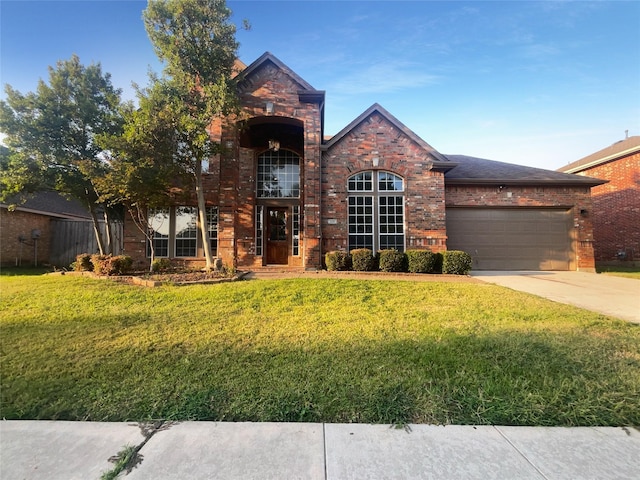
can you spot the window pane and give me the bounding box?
[348,171,373,192]
[206,206,218,256]
[378,196,405,252]
[147,208,169,257]
[175,207,197,257]
[257,150,300,198]
[378,172,404,191]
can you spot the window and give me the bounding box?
[257,149,300,198]
[147,208,170,257]
[292,205,300,256]
[146,206,219,258]
[206,206,218,256]
[255,205,264,256]
[175,207,198,257]
[347,171,405,252]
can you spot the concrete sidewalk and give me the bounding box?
[1,421,639,479]
[472,271,640,324]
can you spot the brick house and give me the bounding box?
[123,52,603,272]
[558,136,640,265]
[0,191,93,267]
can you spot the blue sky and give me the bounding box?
[1,0,639,170]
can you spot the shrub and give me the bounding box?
[151,258,172,273]
[325,251,351,271]
[406,250,440,273]
[378,249,407,272]
[442,250,472,275]
[433,252,444,274]
[90,254,133,276]
[74,253,93,272]
[350,248,376,271]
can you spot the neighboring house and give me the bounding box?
[123,52,604,272]
[0,191,120,267]
[558,136,640,265]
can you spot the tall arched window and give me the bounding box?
[257,149,300,198]
[348,171,405,252]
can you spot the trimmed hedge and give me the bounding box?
[90,254,134,276]
[442,250,472,275]
[406,250,438,273]
[325,251,351,271]
[74,253,93,272]
[350,248,376,271]
[378,249,407,272]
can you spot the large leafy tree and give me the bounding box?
[142,0,241,270]
[0,55,123,254]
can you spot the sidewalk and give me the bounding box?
[2,421,639,479]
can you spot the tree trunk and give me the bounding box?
[102,206,113,255]
[88,203,106,255]
[195,160,214,270]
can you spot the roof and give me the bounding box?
[1,191,92,219]
[557,136,640,174]
[445,155,606,186]
[237,52,322,95]
[322,103,449,164]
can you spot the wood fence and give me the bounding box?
[49,219,123,267]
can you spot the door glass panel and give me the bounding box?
[269,210,287,241]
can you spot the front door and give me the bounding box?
[266,207,288,264]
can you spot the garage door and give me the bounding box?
[446,208,574,270]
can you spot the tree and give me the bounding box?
[142,0,241,270]
[0,55,123,254]
[96,80,192,269]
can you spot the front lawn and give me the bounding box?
[597,265,640,280]
[1,273,638,426]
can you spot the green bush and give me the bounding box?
[433,252,444,274]
[151,258,172,273]
[405,250,439,273]
[74,253,93,272]
[378,249,407,272]
[325,251,351,271]
[90,255,133,276]
[350,248,376,271]
[442,250,472,275]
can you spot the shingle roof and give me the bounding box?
[444,154,606,186]
[1,191,92,219]
[557,136,640,173]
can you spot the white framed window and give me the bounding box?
[206,206,218,256]
[292,205,300,256]
[257,149,300,198]
[147,208,170,257]
[175,207,198,257]
[347,171,405,252]
[255,205,264,256]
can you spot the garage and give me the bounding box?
[446,208,574,270]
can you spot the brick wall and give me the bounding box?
[322,111,447,254]
[0,208,51,266]
[445,184,597,270]
[573,152,640,263]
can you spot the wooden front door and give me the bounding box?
[266,207,288,264]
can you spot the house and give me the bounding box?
[558,136,640,265]
[122,52,604,272]
[0,191,121,267]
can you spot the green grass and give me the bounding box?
[1,273,639,426]
[597,265,640,280]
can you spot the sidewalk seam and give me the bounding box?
[322,423,328,480]
[493,426,550,480]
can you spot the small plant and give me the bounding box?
[74,253,93,272]
[406,250,437,273]
[350,248,376,271]
[442,250,472,275]
[111,255,133,275]
[90,255,133,276]
[325,250,351,271]
[151,258,172,273]
[378,249,407,272]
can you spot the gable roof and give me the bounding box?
[237,51,321,94]
[445,155,606,186]
[1,191,92,220]
[321,103,449,164]
[557,136,640,174]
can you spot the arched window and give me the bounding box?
[257,149,300,198]
[347,171,405,252]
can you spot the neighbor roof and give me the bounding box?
[445,155,606,186]
[557,136,640,174]
[1,191,92,219]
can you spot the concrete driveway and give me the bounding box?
[471,271,640,324]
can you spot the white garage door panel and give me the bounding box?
[446,208,574,271]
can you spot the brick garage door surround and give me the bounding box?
[446,208,574,271]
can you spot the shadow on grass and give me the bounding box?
[2,317,638,426]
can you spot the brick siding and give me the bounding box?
[0,208,51,266]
